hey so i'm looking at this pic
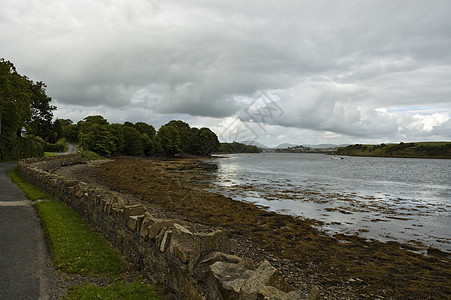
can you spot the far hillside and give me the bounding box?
[333,142,451,159]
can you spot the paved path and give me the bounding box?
[0,162,53,300]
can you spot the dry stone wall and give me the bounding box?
[18,155,320,300]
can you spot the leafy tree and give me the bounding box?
[53,118,73,140]
[134,122,156,138]
[157,123,181,156]
[79,116,116,156]
[167,120,192,153]
[26,81,56,139]
[123,126,143,155]
[140,133,153,156]
[109,123,125,154]
[123,121,134,128]
[190,127,220,156]
[63,123,80,143]
[0,59,32,136]
[152,135,164,155]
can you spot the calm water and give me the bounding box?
[206,153,451,253]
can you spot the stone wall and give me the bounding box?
[18,155,320,300]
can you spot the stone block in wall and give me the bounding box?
[194,252,255,283]
[123,204,146,218]
[159,229,172,252]
[170,223,195,264]
[127,214,145,232]
[240,260,294,299]
[257,286,309,300]
[210,261,254,300]
[147,218,190,240]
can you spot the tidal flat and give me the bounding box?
[58,157,451,299]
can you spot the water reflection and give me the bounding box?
[204,153,451,252]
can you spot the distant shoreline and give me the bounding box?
[332,141,451,159]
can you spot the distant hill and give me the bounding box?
[305,144,349,149]
[275,143,297,149]
[332,142,451,159]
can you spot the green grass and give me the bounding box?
[35,200,127,276]
[11,166,159,298]
[63,279,159,300]
[9,167,52,200]
[44,152,58,157]
[81,150,105,161]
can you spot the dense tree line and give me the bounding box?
[220,142,261,153]
[57,116,220,157]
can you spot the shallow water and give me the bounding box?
[204,153,451,252]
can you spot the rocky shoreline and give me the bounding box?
[55,157,450,299]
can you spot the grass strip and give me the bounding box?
[63,279,159,300]
[35,200,127,276]
[11,166,159,298]
[9,167,52,200]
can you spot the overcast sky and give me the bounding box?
[2,0,450,147]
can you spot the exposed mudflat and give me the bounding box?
[57,157,451,299]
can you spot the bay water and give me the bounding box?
[206,153,451,253]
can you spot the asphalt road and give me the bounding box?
[0,162,53,300]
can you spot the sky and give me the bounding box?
[1,0,450,147]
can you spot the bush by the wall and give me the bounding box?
[0,135,44,161]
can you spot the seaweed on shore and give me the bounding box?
[93,158,451,300]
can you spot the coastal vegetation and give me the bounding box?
[219,141,261,153]
[333,142,451,158]
[67,116,221,157]
[275,145,334,153]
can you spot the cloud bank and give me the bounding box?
[1,0,450,145]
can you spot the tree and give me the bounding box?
[134,122,156,138]
[0,59,32,136]
[157,123,182,156]
[167,120,192,153]
[26,81,56,139]
[123,126,143,155]
[53,118,73,140]
[79,116,116,156]
[190,127,220,156]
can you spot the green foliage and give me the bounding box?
[63,280,159,300]
[9,167,52,200]
[0,135,44,160]
[0,59,32,136]
[26,81,56,139]
[123,126,143,155]
[43,138,67,152]
[167,120,192,153]
[60,115,220,158]
[190,127,221,156]
[79,116,116,156]
[133,122,156,138]
[333,142,451,158]
[157,124,182,156]
[81,150,105,161]
[220,142,261,153]
[0,59,55,138]
[35,200,127,276]
[63,123,80,143]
